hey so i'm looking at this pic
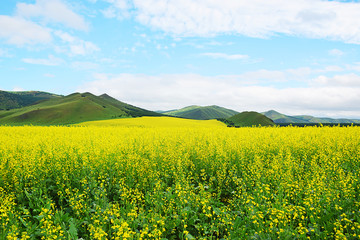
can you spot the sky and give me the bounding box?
[1,0,360,118]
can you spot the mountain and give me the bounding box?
[262,110,307,123]
[0,92,162,126]
[227,111,275,127]
[163,105,239,120]
[263,110,360,124]
[0,90,60,110]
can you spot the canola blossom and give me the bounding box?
[0,119,360,239]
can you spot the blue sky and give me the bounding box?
[1,0,360,118]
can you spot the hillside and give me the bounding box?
[164,105,239,120]
[228,111,275,127]
[0,90,60,110]
[0,92,162,125]
[263,110,360,124]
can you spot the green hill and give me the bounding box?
[0,92,162,126]
[0,90,60,110]
[164,105,239,120]
[228,111,275,127]
[263,110,360,124]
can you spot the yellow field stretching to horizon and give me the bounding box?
[77,116,226,128]
[1,118,360,239]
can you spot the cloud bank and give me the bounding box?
[0,15,52,45]
[0,0,97,55]
[102,0,360,44]
[201,53,249,60]
[22,55,63,66]
[16,0,89,31]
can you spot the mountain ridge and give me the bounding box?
[263,110,360,124]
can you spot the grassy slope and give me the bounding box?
[165,105,239,120]
[228,111,275,127]
[0,92,162,126]
[77,116,227,128]
[0,90,60,110]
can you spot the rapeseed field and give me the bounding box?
[1,118,359,239]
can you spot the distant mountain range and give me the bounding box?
[162,106,360,124]
[0,92,161,125]
[162,105,239,120]
[263,110,360,124]
[1,90,359,126]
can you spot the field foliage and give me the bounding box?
[1,120,360,239]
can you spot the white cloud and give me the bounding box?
[101,0,133,19]
[22,55,63,66]
[0,48,9,57]
[71,61,99,70]
[202,52,249,60]
[111,0,133,10]
[44,73,55,78]
[102,0,360,43]
[0,1,92,51]
[54,31,100,55]
[233,66,345,84]
[78,72,360,118]
[70,42,99,55]
[13,67,26,71]
[0,15,52,45]
[329,49,344,56]
[285,67,313,78]
[101,7,117,18]
[285,66,344,81]
[346,62,360,72]
[242,70,288,83]
[313,73,360,87]
[16,0,88,31]
[320,65,344,72]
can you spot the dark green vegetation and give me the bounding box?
[0,92,162,125]
[263,110,360,124]
[0,90,60,110]
[227,111,275,127]
[164,105,239,120]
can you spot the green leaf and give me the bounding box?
[68,218,78,239]
[186,233,196,239]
